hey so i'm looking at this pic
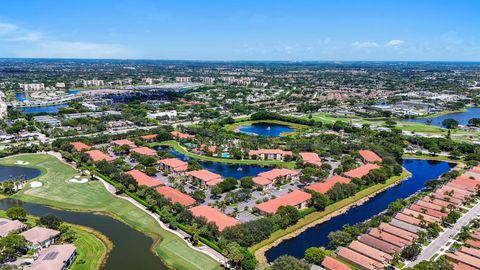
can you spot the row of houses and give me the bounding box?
[334,164,480,270]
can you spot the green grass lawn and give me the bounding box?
[152,140,296,169]
[250,170,410,261]
[0,153,220,270]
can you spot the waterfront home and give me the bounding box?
[131,147,157,156]
[368,228,411,248]
[256,190,311,215]
[344,164,380,179]
[248,149,293,161]
[27,244,76,270]
[299,152,322,167]
[337,247,384,270]
[111,139,137,148]
[358,234,401,254]
[378,223,418,242]
[402,208,440,223]
[252,168,299,189]
[390,218,426,234]
[85,150,114,162]
[199,144,217,153]
[126,169,164,188]
[358,150,382,163]
[186,170,223,189]
[321,256,351,270]
[0,218,26,237]
[70,141,91,152]
[21,227,60,250]
[140,134,158,141]
[157,158,188,175]
[348,240,393,264]
[170,131,195,140]
[189,205,239,231]
[155,186,196,207]
[305,175,351,194]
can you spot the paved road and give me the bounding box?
[406,201,480,267]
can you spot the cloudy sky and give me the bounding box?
[0,0,479,61]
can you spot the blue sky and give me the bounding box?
[0,0,479,60]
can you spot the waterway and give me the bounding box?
[265,159,454,262]
[21,104,69,114]
[0,166,41,182]
[407,107,480,127]
[238,122,294,137]
[165,147,271,179]
[0,198,168,270]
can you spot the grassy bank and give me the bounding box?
[0,153,220,270]
[152,140,296,169]
[0,210,109,270]
[249,170,410,261]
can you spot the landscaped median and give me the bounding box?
[0,153,221,270]
[249,170,410,264]
[151,140,296,169]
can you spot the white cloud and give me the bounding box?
[0,20,135,58]
[352,41,379,49]
[386,39,405,47]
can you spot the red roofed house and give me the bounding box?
[111,139,137,148]
[252,169,300,189]
[131,147,157,156]
[299,152,322,167]
[186,170,223,189]
[126,169,163,188]
[189,205,239,231]
[305,175,351,194]
[256,190,311,215]
[157,158,188,175]
[70,142,91,152]
[344,164,381,179]
[140,134,158,141]
[248,149,293,161]
[170,131,194,140]
[359,150,382,163]
[321,256,351,270]
[200,144,217,153]
[85,150,113,162]
[155,186,196,207]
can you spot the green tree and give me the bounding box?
[304,247,325,265]
[6,207,26,221]
[401,243,421,260]
[328,230,353,249]
[39,215,62,229]
[224,242,244,267]
[442,118,459,129]
[272,255,309,270]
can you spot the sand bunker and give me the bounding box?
[15,160,29,165]
[30,181,42,188]
[69,178,88,183]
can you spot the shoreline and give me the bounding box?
[254,170,412,264]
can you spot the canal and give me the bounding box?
[265,159,454,262]
[407,107,480,128]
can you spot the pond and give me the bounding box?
[0,198,168,270]
[21,104,69,114]
[0,165,41,182]
[237,122,294,137]
[15,92,29,102]
[166,147,271,179]
[265,159,454,262]
[406,107,480,128]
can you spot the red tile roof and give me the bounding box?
[200,144,217,153]
[369,228,411,248]
[348,240,393,263]
[460,247,480,259]
[453,262,478,270]
[155,186,196,207]
[378,223,418,241]
[140,134,158,140]
[157,158,188,172]
[189,205,239,231]
[86,150,113,162]
[131,147,157,156]
[70,142,91,151]
[126,169,163,187]
[305,175,351,194]
[321,256,351,270]
[402,208,440,223]
[112,139,137,148]
[358,234,401,254]
[447,252,480,269]
[469,166,480,175]
[359,150,382,163]
[394,212,422,226]
[248,149,293,156]
[421,197,452,208]
[186,170,223,186]
[344,164,381,179]
[299,152,322,167]
[256,190,311,214]
[252,168,299,186]
[337,247,384,270]
[170,131,194,139]
[415,200,444,211]
[409,204,446,219]
[466,239,480,249]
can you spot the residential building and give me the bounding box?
[189,205,239,231]
[126,170,163,188]
[248,149,293,161]
[70,142,91,152]
[344,164,381,179]
[358,150,382,163]
[85,150,114,162]
[157,158,188,174]
[0,218,26,237]
[299,152,322,167]
[155,186,196,207]
[252,168,299,189]
[256,190,311,215]
[27,244,76,270]
[111,139,137,148]
[21,227,60,249]
[305,175,351,194]
[186,170,223,189]
[131,147,157,156]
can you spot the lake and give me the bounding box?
[0,198,168,270]
[237,122,294,137]
[265,159,454,262]
[0,165,41,182]
[407,107,480,127]
[21,104,69,114]
[165,147,271,179]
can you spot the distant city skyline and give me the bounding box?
[1,0,479,61]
